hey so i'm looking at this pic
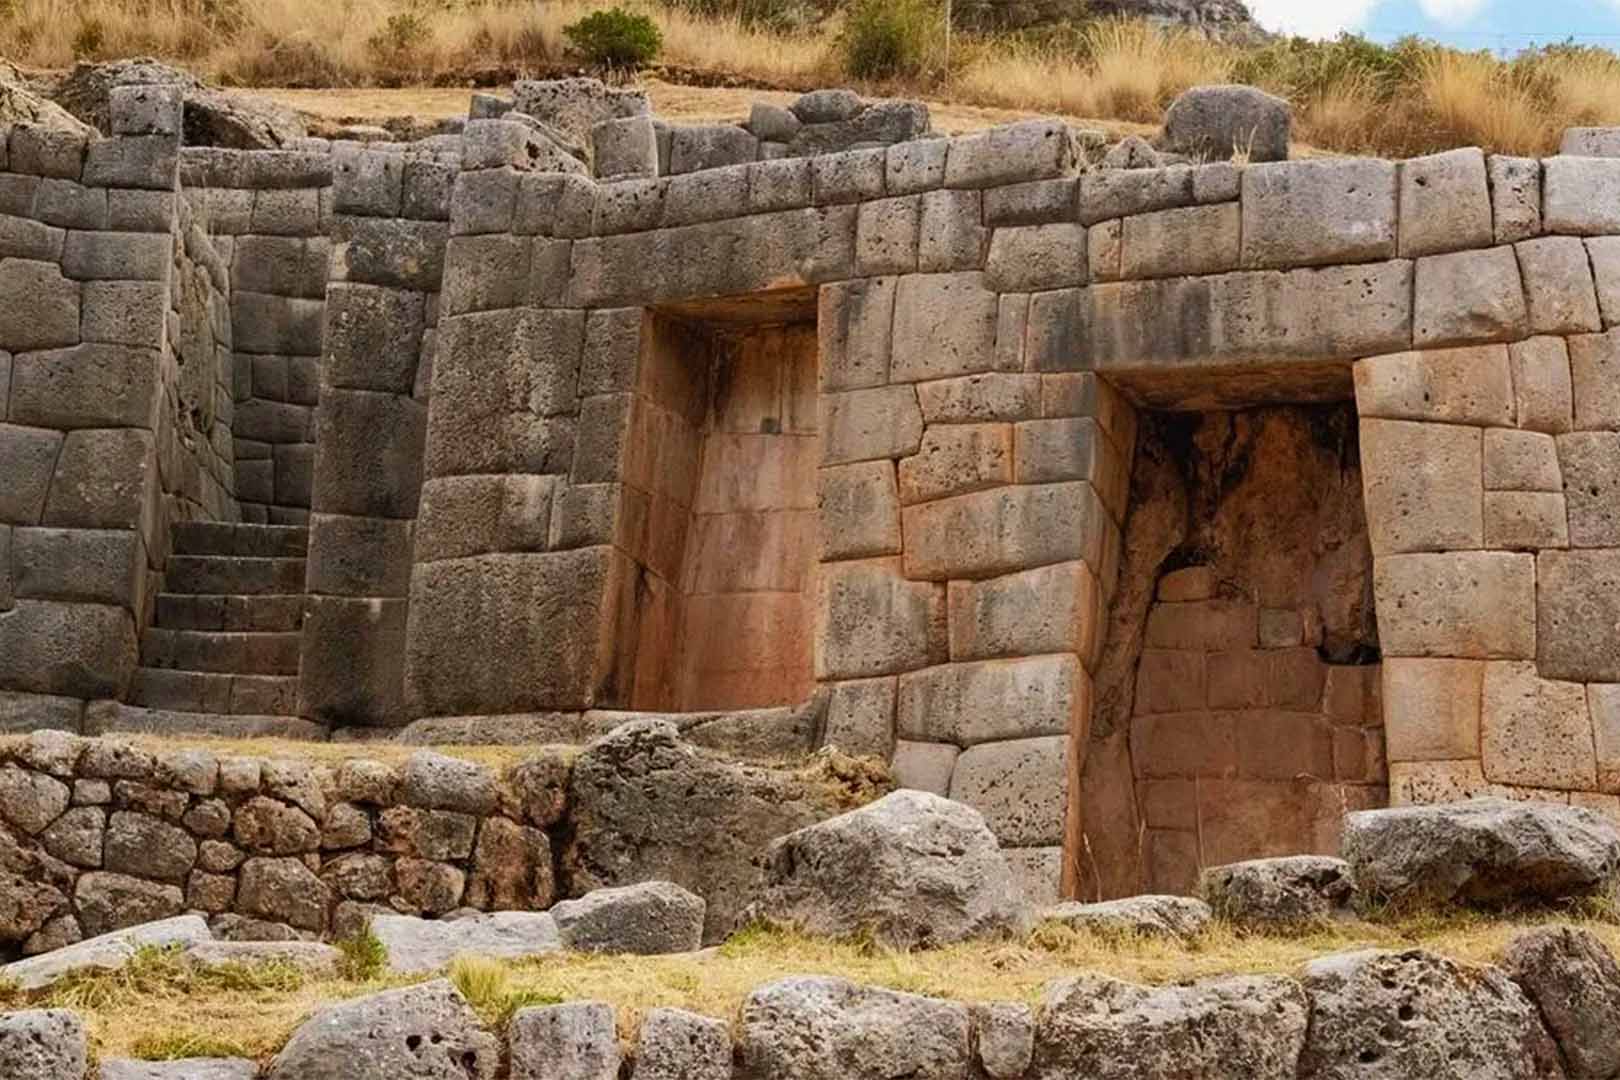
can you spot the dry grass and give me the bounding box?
[0,731,560,769]
[8,912,1619,1064]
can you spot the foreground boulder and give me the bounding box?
[1041,895,1212,941]
[551,881,705,955]
[1342,798,1620,908]
[737,976,971,1080]
[1200,855,1355,928]
[0,1009,86,1080]
[370,911,560,975]
[1,914,210,991]
[265,980,499,1080]
[50,57,305,148]
[1297,949,1564,1079]
[1503,926,1620,1079]
[1033,973,1308,1079]
[564,719,857,942]
[747,789,1031,949]
[100,1060,257,1079]
[1163,83,1291,162]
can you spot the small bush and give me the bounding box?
[840,0,940,80]
[367,10,435,73]
[564,8,662,70]
[71,16,106,58]
[335,928,387,981]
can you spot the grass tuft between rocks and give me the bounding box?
[7,910,1620,1064]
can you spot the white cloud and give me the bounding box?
[1416,0,1489,23]
[1245,0,1382,38]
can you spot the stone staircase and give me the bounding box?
[128,522,309,722]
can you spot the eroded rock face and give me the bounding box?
[1199,855,1355,927]
[1503,926,1620,1080]
[737,976,972,1080]
[49,57,306,148]
[1033,972,1308,1079]
[265,980,499,1080]
[0,1009,86,1080]
[564,719,852,943]
[747,789,1032,949]
[1297,949,1564,1079]
[1342,798,1620,908]
[1041,894,1212,941]
[551,881,705,956]
[0,64,94,134]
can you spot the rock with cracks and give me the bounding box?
[551,881,705,955]
[747,788,1032,948]
[50,57,306,148]
[1503,925,1620,1080]
[1297,948,1565,1079]
[1341,798,1620,908]
[265,979,499,1080]
[1199,855,1355,927]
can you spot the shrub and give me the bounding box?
[335,928,387,981]
[667,0,826,33]
[366,10,435,74]
[840,0,940,80]
[564,7,663,70]
[71,16,106,58]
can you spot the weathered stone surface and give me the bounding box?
[902,481,1109,581]
[1353,344,1514,425]
[565,720,849,943]
[1518,235,1602,334]
[1373,552,1535,659]
[1491,155,1542,243]
[1297,948,1564,1079]
[1381,658,1483,762]
[99,1058,258,1079]
[1241,158,1396,268]
[0,866,64,943]
[238,857,328,931]
[974,1001,1035,1079]
[509,1001,620,1080]
[1545,155,1620,235]
[1539,549,1620,682]
[266,980,499,1080]
[815,557,944,680]
[1200,855,1354,927]
[551,881,704,955]
[0,765,70,835]
[233,796,319,855]
[897,654,1085,746]
[891,740,959,795]
[948,561,1101,666]
[889,272,1000,383]
[103,810,196,882]
[819,460,901,560]
[1034,972,1308,1079]
[74,871,183,937]
[1,914,208,990]
[0,1009,86,1080]
[183,939,341,976]
[748,789,1030,948]
[738,976,971,1080]
[1482,661,1597,790]
[634,1007,730,1080]
[1414,246,1529,347]
[948,736,1066,847]
[1399,148,1493,257]
[1502,925,1620,1079]
[1041,894,1212,941]
[1120,202,1240,279]
[1343,798,1620,907]
[371,911,561,975]
[1164,84,1290,162]
[1359,419,1482,555]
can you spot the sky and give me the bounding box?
[1246,0,1620,51]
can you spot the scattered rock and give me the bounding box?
[634,1007,731,1080]
[1102,134,1161,169]
[509,1001,621,1080]
[974,1002,1036,1079]
[0,65,94,134]
[1503,925,1620,1079]
[1034,973,1309,1079]
[552,881,705,955]
[738,976,972,1080]
[1200,855,1355,927]
[100,1058,258,1079]
[747,788,1031,948]
[791,89,865,124]
[1041,894,1212,941]
[0,1009,86,1080]
[565,719,851,943]
[50,57,306,148]
[74,871,184,937]
[402,751,498,816]
[0,867,66,944]
[1,914,209,991]
[1297,948,1564,1079]
[1163,83,1291,163]
[370,911,560,975]
[1342,798,1620,908]
[182,939,342,976]
[265,980,499,1080]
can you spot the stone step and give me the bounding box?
[173,521,309,558]
[85,700,327,741]
[162,555,306,596]
[152,593,306,633]
[140,628,302,676]
[129,668,301,716]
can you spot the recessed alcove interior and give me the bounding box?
[613,289,822,713]
[1083,365,1390,899]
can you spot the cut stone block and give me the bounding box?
[822,677,896,760]
[1359,418,1483,555]
[889,273,1000,383]
[1539,549,1620,681]
[1544,155,1620,235]
[818,276,895,392]
[1516,236,1602,334]
[1240,158,1397,268]
[1398,148,1493,257]
[820,386,922,466]
[948,735,1067,846]
[1483,429,1562,491]
[1569,328,1620,430]
[1481,661,1597,791]
[897,424,1014,506]
[896,654,1087,746]
[985,223,1086,292]
[1509,336,1575,434]
[1488,155,1541,243]
[1120,203,1240,279]
[1373,552,1535,659]
[1352,344,1514,426]
[1555,432,1620,548]
[1483,491,1569,550]
[1381,657,1483,762]
[902,482,1110,582]
[818,461,901,561]
[1413,246,1529,347]
[814,557,944,681]
[948,561,1102,667]
[891,740,959,795]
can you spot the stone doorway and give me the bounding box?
[618,303,821,712]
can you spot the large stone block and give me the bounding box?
[1359,419,1482,555]
[896,423,1013,505]
[948,561,1101,667]
[306,514,415,598]
[1398,148,1492,257]
[896,654,1086,746]
[312,389,426,519]
[815,557,944,680]
[822,677,897,760]
[1539,549,1620,681]
[297,595,409,725]
[1484,428,1562,491]
[1488,155,1541,243]
[405,548,613,716]
[889,273,1000,383]
[1544,155,1620,235]
[80,281,166,349]
[891,740,958,795]
[415,475,556,563]
[1164,84,1290,162]
[855,196,919,276]
[1013,417,1129,520]
[12,528,141,607]
[917,189,985,272]
[820,385,922,465]
[1413,246,1529,347]
[1381,657,1482,761]
[60,230,169,281]
[1373,552,1535,659]
[818,461,901,561]
[232,292,324,356]
[1240,158,1397,268]
[1510,336,1575,433]
[985,224,1086,292]
[902,481,1109,582]
[0,424,62,525]
[915,373,1040,424]
[1079,167,1195,226]
[945,120,1079,189]
[1556,432,1620,548]
[1481,661,1597,790]
[948,735,1067,846]
[1569,328,1620,431]
[0,259,80,352]
[331,217,449,292]
[1120,203,1240,279]
[0,599,136,698]
[231,235,327,300]
[323,284,427,396]
[8,345,159,431]
[41,428,155,530]
[818,277,894,392]
[1484,491,1569,550]
[1352,344,1513,425]
[1517,236,1602,335]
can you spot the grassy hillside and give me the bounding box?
[3,0,1620,156]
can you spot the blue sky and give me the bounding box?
[1248,0,1620,52]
